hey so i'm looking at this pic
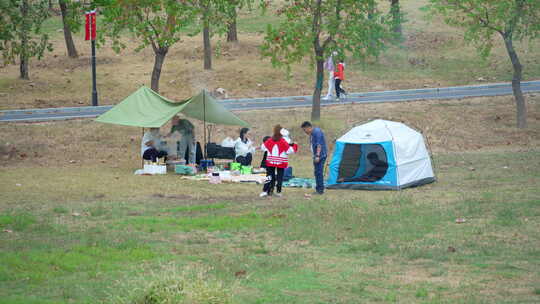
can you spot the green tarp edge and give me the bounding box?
[95,86,249,128]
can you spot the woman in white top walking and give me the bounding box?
[323,52,337,100]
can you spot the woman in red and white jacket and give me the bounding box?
[260,125,298,197]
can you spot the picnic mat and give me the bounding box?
[178,174,321,188]
[282,178,317,188]
[180,173,267,184]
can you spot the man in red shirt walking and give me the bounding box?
[334,59,347,101]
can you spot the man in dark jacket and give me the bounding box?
[301,121,327,195]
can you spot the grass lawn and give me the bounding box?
[1,149,539,303]
[1,96,539,303]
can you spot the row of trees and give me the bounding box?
[0,0,257,83]
[264,0,539,128]
[1,0,538,128]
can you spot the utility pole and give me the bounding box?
[85,10,98,106]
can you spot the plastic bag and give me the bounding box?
[221,137,236,148]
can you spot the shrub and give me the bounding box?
[111,263,233,304]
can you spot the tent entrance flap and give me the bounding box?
[95,87,249,128]
[338,144,362,178]
[337,143,389,182]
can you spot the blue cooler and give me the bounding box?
[200,159,215,170]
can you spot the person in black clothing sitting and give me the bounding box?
[260,136,271,168]
[338,152,388,182]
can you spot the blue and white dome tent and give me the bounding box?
[327,119,436,190]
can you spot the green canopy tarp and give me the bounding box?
[95,86,249,128]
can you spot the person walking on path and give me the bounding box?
[323,51,337,100]
[301,121,327,195]
[260,125,298,198]
[334,59,347,101]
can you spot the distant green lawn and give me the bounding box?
[1,150,539,303]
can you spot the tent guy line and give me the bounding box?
[1,80,539,123]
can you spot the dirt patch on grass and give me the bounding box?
[34,56,120,71]
[392,266,463,288]
[151,193,193,200]
[403,30,456,52]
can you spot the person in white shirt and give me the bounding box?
[141,128,167,162]
[234,127,255,166]
[323,51,338,100]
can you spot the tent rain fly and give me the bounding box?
[95,86,249,128]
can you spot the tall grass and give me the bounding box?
[110,263,233,304]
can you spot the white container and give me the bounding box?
[209,172,221,184]
[218,171,231,178]
[144,164,167,175]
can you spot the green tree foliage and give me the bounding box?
[98,0,195,92]
[261,0,398,121]
[0,0,52,80]
[425,0,540,128]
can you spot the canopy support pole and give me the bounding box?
[141,127,144,168]
[203,90,207,160]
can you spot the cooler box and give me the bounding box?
[144,164,167,175]
[175,165,196,175]
[167,159,186,171]
[200,159,215,170]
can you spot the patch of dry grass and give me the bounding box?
[1,95,538,173]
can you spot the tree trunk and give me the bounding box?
[311,56,324,121]
[59,0,78,58]
[203,22,212,70]
[367,2,374,20]
[151,48,168,93]
[20,0,29,80]
[311,0,324,121]
[390,0,402,35]
[49,0,53,10]
[227,10,238,42]
[502,34,527,128]
[19,55,29,80]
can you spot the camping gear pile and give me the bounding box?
[96,86,250,178]
[176,161,266,184]
[206,143,235,160]
[282,178,317,189]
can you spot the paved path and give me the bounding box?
[1,81,539,122]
